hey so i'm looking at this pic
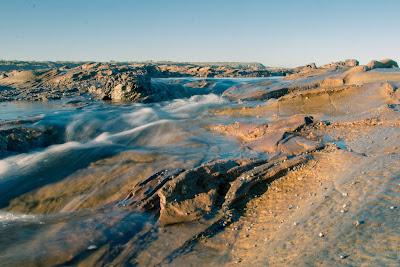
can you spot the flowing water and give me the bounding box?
[0,77,277,266]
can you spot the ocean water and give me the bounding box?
[0,78,277,266]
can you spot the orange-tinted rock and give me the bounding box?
[210,115,320,155]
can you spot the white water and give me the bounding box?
[0,77,277,266]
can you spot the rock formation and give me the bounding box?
[367,58,399,70]
[0,125,63,158]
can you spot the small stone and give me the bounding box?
[339,253,349,259]
[342,192,348,197]
[87,245,97,250]
[389,206,396,210]
[318,232,324,237]
[353,220,364,227]
[293,222,298,226]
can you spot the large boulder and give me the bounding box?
[367,59,399,70]
[88,68,152,101]
[345,59,359,67]
[344,65,369,75]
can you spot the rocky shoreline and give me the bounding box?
[1,58,397,103]
[0,60,305,102]
[0,58,399,266]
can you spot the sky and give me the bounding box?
[0,0,399,67]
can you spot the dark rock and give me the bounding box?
[89,69,152,101]
[306,63,317,69]
[118,168,185,211]
[0,126,64,157]
[367,59,399,70]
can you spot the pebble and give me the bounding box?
[339,253,349,259]
[318,232,324,237]
[342,192,348,197]
[389,206,396,210]
[87,245,97,250]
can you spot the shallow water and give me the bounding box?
[0,77,277,266]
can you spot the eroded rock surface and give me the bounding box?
[210,115,323,156]
[121,154,314,226]
[116,116,327,226]
[0,125,63,158]
[0,64,153,102]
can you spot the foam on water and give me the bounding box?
[164,93,226,117]
[0,142,82,178]
[0,211,40,225]
[0,77,281,266]
[0,91,237,183]
[122,107,161,126]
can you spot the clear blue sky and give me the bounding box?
[0,0,399,67]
